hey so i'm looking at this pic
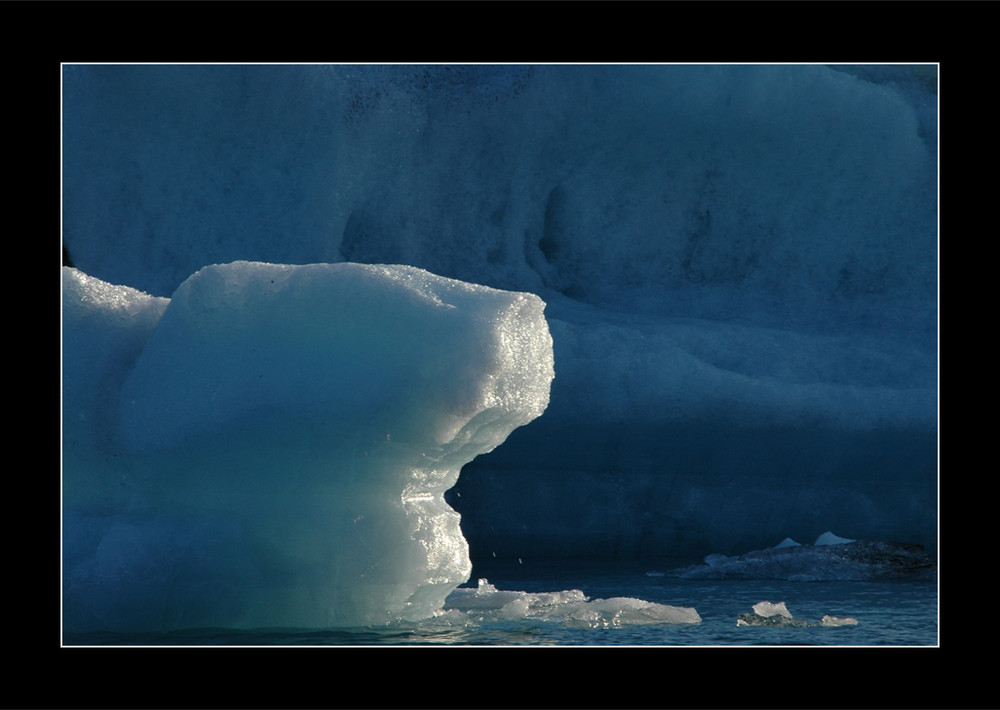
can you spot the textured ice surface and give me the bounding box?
[62,262,554,632]
[62,63,938,566]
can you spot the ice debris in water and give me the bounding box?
[774,537,802,549]
[442,579,701,628]
[753,601,792,618]
[737,601,858,628]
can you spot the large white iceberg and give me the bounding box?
[62,262,554,632]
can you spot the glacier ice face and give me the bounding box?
[62,262,554,632]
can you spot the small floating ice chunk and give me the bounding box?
[564,597,701,629]
[814,531,856,545]
[443,578,700,627]
[752,600,792,618]
[737,600,859,628]
[738,601,807,627]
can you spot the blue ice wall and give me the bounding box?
[62,64,938,561]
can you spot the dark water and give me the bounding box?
[62,559,937,646]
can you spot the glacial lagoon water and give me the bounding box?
[62,559,937,647]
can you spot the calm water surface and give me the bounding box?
[63,559,937,647]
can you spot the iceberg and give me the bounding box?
[62,63,938,571]
[749,600,793,619]
[62,262,555,632]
